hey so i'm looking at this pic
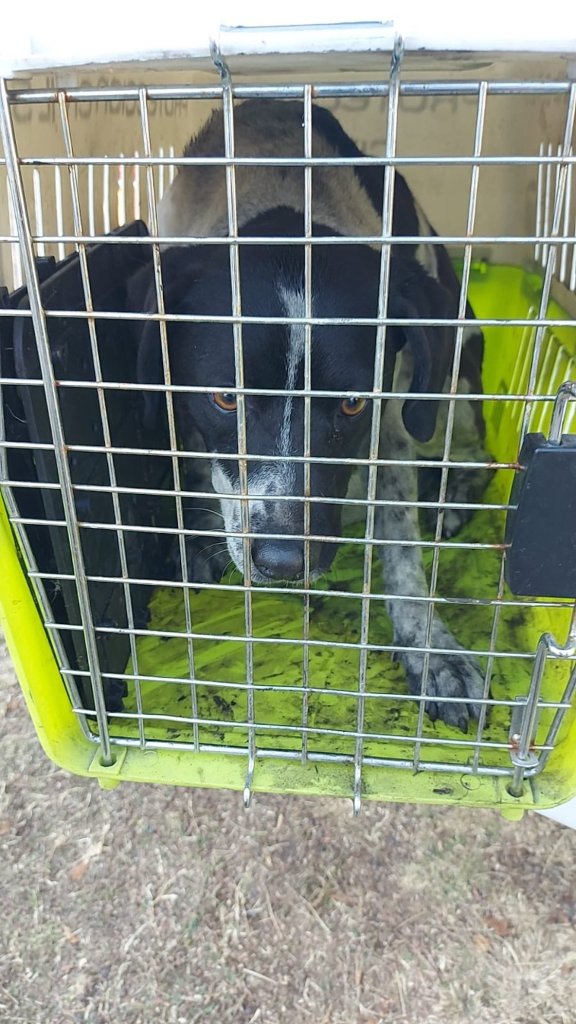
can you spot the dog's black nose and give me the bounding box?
[252,539,304,580]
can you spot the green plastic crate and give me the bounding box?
[1,261,575,814]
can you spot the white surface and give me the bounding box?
[1,1,576,76]
[539,798,576,828]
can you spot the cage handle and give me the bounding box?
[548,379,576,444]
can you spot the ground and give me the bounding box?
[2,634,576,1024]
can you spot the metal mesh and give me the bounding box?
[1,53,576,809]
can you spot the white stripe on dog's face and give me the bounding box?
[278,286,306,461]
[212,285,307,578]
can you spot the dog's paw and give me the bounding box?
[419,465,493,539]
[438,507,472,539]
[398,646,486,732]
[104,679,129,714]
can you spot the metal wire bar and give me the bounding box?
[0,475,512,506]
[69,692,508,741]
[87,161,95,236]
[9,154,576,169]
[414,80,488,767]
[301,85,313,764]
[213,42,256,806]
[132,149,141,220]
[45,617,541,660]
[27,568,575,612]
[65,663,568,712]
[71,724,539,778]
[543,142,553,265]
[102,159,111,234]
[5,80,575,106]
[0,478,517,515]
[560,147,573,283]
[53,164,66,260]
[72,706,520,751]
[554,144,561,272]
[54,662,504,699]
[0,77,114,766]
[7,306,576,330]
[57,91,146,747]
[138,87,200,750]
[535,141,544,263]
[0,374,568,405]
[520,84,576,441]
[8,514,511,553]
[353,36,403,815]
[63,726,538,779]
[572,208,576,292]
[5,173,23,288]
[117,151,126,226]
[5,231,576,247]
[0,444,522,472]
[31,169,45,257]
[69,686,515,735]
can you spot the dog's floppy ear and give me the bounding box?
[125,260,165,430]
[388,262,457,444]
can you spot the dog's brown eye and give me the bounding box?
[212,392,237,412]
[341,396,367,417]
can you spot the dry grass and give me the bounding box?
[2,634,576,1024]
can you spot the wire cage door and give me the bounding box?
[1,35,576,813]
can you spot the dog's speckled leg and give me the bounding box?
[376,402,485,731]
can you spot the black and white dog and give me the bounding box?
[131,100,489,730]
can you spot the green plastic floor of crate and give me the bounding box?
[103,264,576,772]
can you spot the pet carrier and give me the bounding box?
[1,9,576,819]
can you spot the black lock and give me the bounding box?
[505,382,576,598]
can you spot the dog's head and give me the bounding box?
[130,209,455,583]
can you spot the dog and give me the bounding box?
[130,99,489,730]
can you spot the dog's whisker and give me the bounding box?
[183,504,226,521]
[205,547,229,563]
[197,540,227,555]
[220,560,237,582]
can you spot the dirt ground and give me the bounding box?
[2,635,576,1024]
